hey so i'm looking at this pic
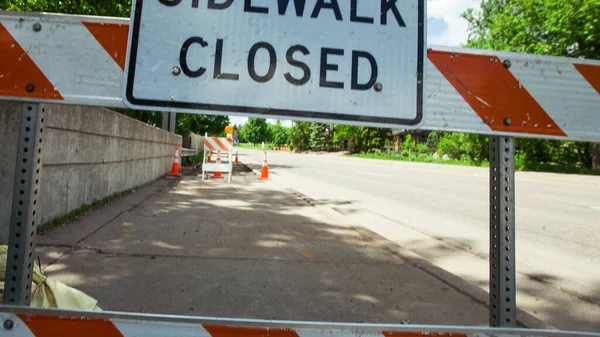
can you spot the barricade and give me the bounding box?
[202,133,233,183]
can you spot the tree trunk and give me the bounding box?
[593,143,600,169]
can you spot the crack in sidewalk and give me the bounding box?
[38,180,179,270]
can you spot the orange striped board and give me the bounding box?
[82,21,129,71]
[427,51,567,137]
[2,310,594,337]
[0,12,600,141]
[0,22,63,100]
[204,137,233,152]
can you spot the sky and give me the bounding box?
[229,0,481,126]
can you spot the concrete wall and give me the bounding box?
[0,102,181,243]
[182,131,204,154]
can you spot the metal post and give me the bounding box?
[169,112,176,133]
[162,112,177,133]
[489,136,517,327]
[2,103,45,305]
[162,112,169,131]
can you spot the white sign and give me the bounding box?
[124,0,425,127]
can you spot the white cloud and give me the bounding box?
[427,0,479,46]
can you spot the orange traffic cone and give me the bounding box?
[207,153,212,162]
[235,151,239,164]
[259,151,269,180]
[212,151,224,179]
[167,146,181,177]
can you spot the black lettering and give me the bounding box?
[351,0,373,24]
[381,0,406,27]
[214,39,239,81]
[248,42,277,83]
[285,45,311,86]
[278,0,307,16]
[208,0,233,9]
[311,0,342,21]
[158,0,182,6]
[180,37,208,78]
[351,51,378,90]
[320,48,344,89]
[245,0,269,14]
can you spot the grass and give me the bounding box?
[236,143,272,150]
[350,152,489,167]
[37,188,134,234]
[516,161,600,176]
[350,152,600,175]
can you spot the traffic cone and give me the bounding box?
[259,151,270,180]
[211,151,224,179]
[207,153,212,162]
[167,146,181,177]
[235,151,239,164]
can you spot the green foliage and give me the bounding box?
[1,0,132,17]
[351,152,488,167]
[437,133,489,164]
[239,118,270,145]
[309,123,332,151]
[289,122,311,151]
[463,0,600,58]
[176,114,230,136]
[271,121,290,146]
[332,125,360,151]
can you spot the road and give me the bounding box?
[239,148,600,331]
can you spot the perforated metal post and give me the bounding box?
[489,136,517,327]
[2,103,45,306]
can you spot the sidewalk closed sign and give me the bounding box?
[124,0,425,128]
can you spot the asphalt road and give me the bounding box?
[239,148,600,331]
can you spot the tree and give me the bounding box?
[463,0,600,168]
[240,118,270,145]
[176,114,230,136]
[332,125,361,152]
[289,122,311,151]
[271,121,290,146]
[310,123,332,151]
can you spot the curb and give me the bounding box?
[241,162,269,178]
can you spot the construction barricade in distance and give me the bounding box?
[202,133,233,183]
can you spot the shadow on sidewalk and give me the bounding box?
[39,174,490,325]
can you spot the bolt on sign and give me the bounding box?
[123,0,426,128]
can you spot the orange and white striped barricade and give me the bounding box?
[0,307,598,337]
[202,134,233,183]
[0,12,599,141]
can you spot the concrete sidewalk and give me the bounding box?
[36,168,490,325]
